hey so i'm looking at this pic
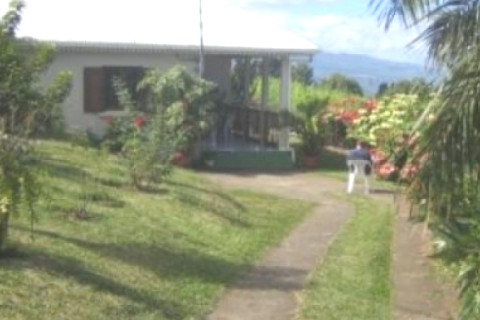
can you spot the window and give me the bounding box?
[84,66,146,113]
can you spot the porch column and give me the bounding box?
[243,58,251,141]
[260,57,270,147]
[279,56,291,150]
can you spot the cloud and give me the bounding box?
[295,14,427,63]
[224,0,428,63]
[0,0,426,63]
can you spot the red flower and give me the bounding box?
[337,110,360,124]
[134,116,147,129]
[364,99,377,111]
[173,151,190,167]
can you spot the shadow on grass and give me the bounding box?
[14,227,246,286]
[370,188,396,195]
[13,227,309,295]
[167,180,249,227]
[97,176,126,189]
[40,159,91,181]
[82,190,127,208]
[0,250,186,319]
[233,265,307,291]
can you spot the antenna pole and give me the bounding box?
[199,0,205,78]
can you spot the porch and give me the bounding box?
[202,106,295,170]
[201,55,295,170]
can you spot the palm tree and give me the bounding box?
[371,1,480,318]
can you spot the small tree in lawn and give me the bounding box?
[112,66,217,189]
[0,0,72,252]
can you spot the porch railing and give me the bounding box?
[213,105,293,149]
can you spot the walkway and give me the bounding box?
[203,172,457,320]
[205,172,353,320]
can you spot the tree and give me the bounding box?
[318,73,363,96]
[376,82,388,97]
[292,62,314,86]
[0,0,71,252]
[372,0,480,318]
[230,57,259,103]
[379,78,434,100]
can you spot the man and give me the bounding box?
[347,141,373,164]
[346,141,373,194]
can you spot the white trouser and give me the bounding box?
[347,160,372,194]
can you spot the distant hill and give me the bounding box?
[312,52,440,96]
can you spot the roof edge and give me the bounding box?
[23,39,319,57]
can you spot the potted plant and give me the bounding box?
[294,95,330,168]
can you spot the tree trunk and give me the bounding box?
[0,212,10,252]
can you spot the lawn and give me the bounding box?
[299,196,394,320]
[0,140,312,320]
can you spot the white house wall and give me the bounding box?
[43,50,197,134]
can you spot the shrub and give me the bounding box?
[109,66,217,189]
[0,1,71,251]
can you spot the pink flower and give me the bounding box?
[378,163,397,179]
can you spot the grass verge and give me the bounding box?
[0,140,312,320]
[299,196,394,320]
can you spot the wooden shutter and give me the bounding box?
[84,67,105,113]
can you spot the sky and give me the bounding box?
[233,0,427,64]
[0,0,427,64]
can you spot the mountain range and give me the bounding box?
[311,52,440,95]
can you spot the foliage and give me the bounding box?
[292,62,314,86]
[376,82,389,97]
[230,57,259,103]
[294,95,330,156]
[139,66,217,152]
[252,77,348,110]
[0,4,72,137]
[103,66,217,188]
[377,78,435,101]
[0,0,71,252]
[318,73,363,96]
[341,94,427,180]
[349,94,422,148]
[373,0,480,316]
[324,97,375,147]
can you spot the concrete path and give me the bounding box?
[393,195,458,320]
[204,172,354,320]
[203,172,458,320]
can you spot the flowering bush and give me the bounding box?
[346,94,427,180]
[102,66,217,189]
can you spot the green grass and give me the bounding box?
[299,196,394,320]
[0,140,312,320]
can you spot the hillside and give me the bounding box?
[312,52,440,95]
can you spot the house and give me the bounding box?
[11,0,318,169]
